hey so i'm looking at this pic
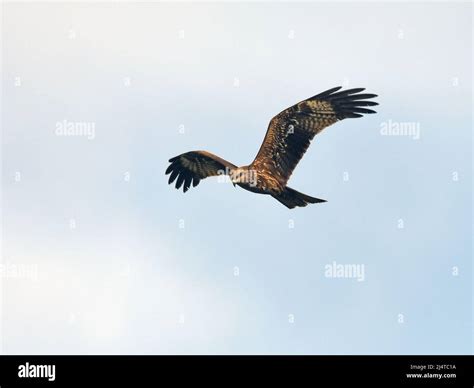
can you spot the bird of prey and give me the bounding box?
[166,86,378,209]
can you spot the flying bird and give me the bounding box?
[166,86,378,209]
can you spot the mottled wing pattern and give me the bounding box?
[251,86,378,186]
[165,150,237,192]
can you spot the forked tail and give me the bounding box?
[272,187,326,209]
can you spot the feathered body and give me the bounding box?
[166,86,378,209]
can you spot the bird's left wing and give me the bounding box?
[166,150,237,192]
[250,86,378,186]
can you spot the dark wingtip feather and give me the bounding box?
[314,86,379,120]
[351,107,377,114]
[340,87,365,95]
[312,86,343,99]
[344,113,364,118]
[182,173,192,193]
[168,168,178,184]
[349,93,378,100]
[175,174,185,190]
[165,163,174,175]
[169,156,178,161]
[345,101,378,107]
[324,86,343,93]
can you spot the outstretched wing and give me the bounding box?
[165,150,237,192]
[251,86,378,186]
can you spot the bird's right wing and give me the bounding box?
[251,87,378,187]
[165,151,237,192]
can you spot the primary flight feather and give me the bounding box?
[166,86,378,209]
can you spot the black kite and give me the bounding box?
[166,86,378,209]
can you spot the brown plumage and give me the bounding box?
[166,86,378,209]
